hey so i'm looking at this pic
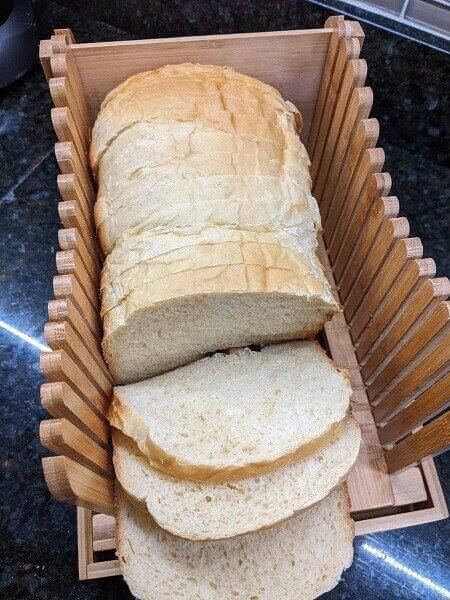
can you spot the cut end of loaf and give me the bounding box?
[103,291,339,384]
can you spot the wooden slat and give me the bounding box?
[53,273,99,337]
[58,172,93,222]
[48,297,105,368]
[86,560,121,579]
[93,513,116,552]
[44,321,113,393]
[49,76,90,138]
[51,106,89,161]
[39,39,54,80]
[41,381,110,449]
[55,249,99,312]
[385,412,450,473]
[349,237,423,340]
[373,333,450,422]
[333,178,393,281]
[324,134,381,248]
[319,87,373,219]
[367,302,449,400]
[58,200,98,263]
[390,466,427,506]
[355,264,439,361]
[318,239,394,511]
[313,58,367,200]
[379,374,450,445]
[77,507,94,581]
[42,456,114,514]
[307,16,345,155]
[54,28,76,45]
[55,141,95,203]
[342,216,409,312]
[40,350,109,417]
[40,418,113,479]
[311,36,361,181]
[59,227,100,275]
[360,277,449,376]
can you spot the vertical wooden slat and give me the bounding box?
[41,350,109,417]
[53,274,100,337]
[41,382,110,449]
[378,374,450,444]
[349,237,423,339]
[372,333,450,421]
[77,507,94,581]
[367,302,449,399]
[359,276,448,374]
[333,172,392,282]
[40,419,113,478]
[39,39,54,80]
[313,58,367,200]
[44,321,113,392]
[342,216,409,310]
[311,36,361,181]
[307,16,345,155]
[42,456,115,515]
[384,412,450,473]
[319,87,374,219]
[324,134,382,247]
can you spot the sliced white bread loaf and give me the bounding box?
[116,484,354,600]
[107,342,352,481]
[112,418,360,540]
[91,64,316,255]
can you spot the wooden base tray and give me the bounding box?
[38,17,449,581]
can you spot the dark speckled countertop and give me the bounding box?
[0,1,449,598]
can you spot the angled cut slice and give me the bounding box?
[107,341,352,481]
[113,418,360,540]
[116,484,354,600]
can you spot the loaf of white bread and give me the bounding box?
[90,65,359,598]
[91,64,339,384]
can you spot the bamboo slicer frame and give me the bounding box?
[39,18,449,580]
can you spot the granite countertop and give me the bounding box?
[0,1,448,598]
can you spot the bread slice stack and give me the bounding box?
[91,63,339,384]
[90,65,361,598]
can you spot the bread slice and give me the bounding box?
[112,418,360,540]
[107,342,352,481]
[116,484,354,600]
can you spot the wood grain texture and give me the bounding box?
[53,273,99,336]
[318,86,374,220]
[379,373,450,445]
[311,35,361,181]
[385,412,450,473]
[355,262,438,361]
[40,418,113,478]
[41,381,110,449]
[70,29,333,140]
[372,332,450,422]
[42,456,114,514]
[318,239,394,512]
[77,507,94,580]
[349,237,423,342]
